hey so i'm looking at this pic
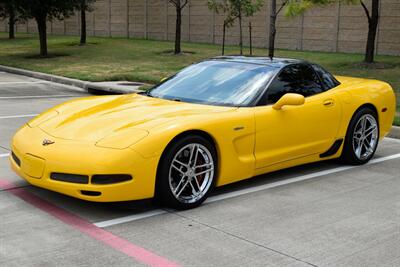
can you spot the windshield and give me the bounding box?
[148,60,277,106]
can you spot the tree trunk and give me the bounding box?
[249,22,252,55]
[268,0,277,59]
[36,15,48,57]
[238,13,243,55]
[222,22,226,55]
[80,5,87,45]
[174,2,182,54]
[364,0,379,63]
[8,5,15,39]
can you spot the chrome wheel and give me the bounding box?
[352,114,378,161]
[168,143,214,204]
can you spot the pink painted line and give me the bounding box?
[0,179,180,267]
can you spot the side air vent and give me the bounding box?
[320,139,344,158]
[91,174,133,185]
[50,173,89,184]
[81,190,101,196]
[11,152,21,167]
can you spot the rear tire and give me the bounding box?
[155,135,217,210]
[341,107,379,165]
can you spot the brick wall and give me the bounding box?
[0,0,398,55]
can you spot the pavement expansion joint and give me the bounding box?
[0,145,10,151]
[0,184,30,192]
[167,210,319,267]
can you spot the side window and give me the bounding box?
[311,64,340,90]
[262,64,324,105]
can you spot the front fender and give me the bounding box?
[131,108,256,187]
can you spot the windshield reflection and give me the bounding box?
[149,60,277,106]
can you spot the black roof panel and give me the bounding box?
[210,56,307,68]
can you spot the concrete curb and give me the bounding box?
[87,81,144,94]
[388,126,400,139]
[0,65,89,91]
[0,65,140,94]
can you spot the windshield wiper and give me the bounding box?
[139,91,154,97]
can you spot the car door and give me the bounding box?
[254,63,342,169]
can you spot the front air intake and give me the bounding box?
[91,174,133,185]
[50,173,89,184]
[81,190,101,196]
[11,152,21,167]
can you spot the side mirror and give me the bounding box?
[272,93,305,110]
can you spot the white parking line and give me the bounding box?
[0,95,80,99]
[0,114,38,120]
[94,210,167,228]
[0,153,10,158]
[206,152,400,203]
[94,152,400,228]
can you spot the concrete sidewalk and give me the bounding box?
[0,65,146,94]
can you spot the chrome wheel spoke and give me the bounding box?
[173,176,186,194]
[193,175,201,191]
[173,159,187,168]
[354,129,363,135]
[364,144,371,154]
[364,131,374,139]
[194,163,213,169]
[357,138,363,151]
[187,145,197,166]
[189,180,199,196]
[362,143,369,156]
[195,168,214,177]
[364,126,376,138]
[361,116,367,132]
[355,145,362,158]
[192,145,199,167]
[172,164,185,175]
[175,178,191,197]
[363,139,372,152]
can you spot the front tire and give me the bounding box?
[156,135,217,210]
[341,107,379,165]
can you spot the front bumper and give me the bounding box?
[10,125,159,202]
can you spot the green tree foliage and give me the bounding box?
[208,0,263,55]
[285,0,380,63]
[0,0,25,39]
[18,0,80,56]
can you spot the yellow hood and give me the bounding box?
[35,93,235,142]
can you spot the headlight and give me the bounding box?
[27,110,59,128]
[96,128,149,149]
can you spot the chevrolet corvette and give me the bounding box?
[10,57,396,209]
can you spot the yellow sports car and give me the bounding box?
[10,57,396,209]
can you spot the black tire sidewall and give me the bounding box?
[156,135,217,210]
[342,107,379,165]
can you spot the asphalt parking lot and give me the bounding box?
[1,71,400,267]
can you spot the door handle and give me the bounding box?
[323,99,334,107]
